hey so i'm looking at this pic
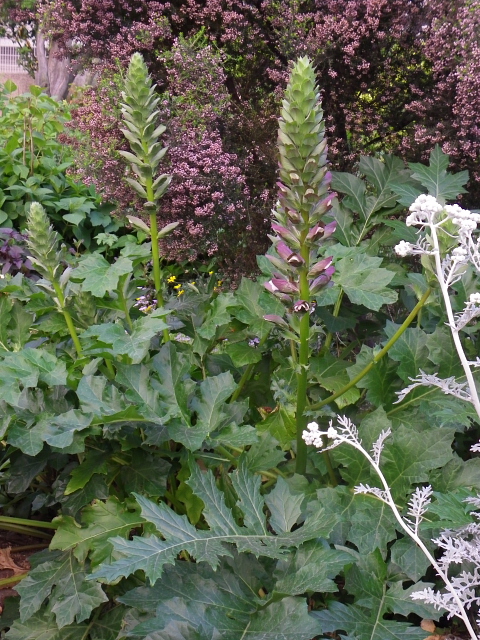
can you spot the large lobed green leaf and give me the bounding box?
[15,550,107,628]
[89,463,338,585]
[119,560,324,640]
[331,247,397,311]
[72,254,132,297]
[50,497,145,567]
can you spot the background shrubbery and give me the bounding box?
[0,5,480,638]
[2,0,480,273]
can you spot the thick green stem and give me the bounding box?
[105,359,115,379]
[146,179,170,343]
[0,515,57,529]
[10,544,48,552]
[52,281,83,357]
[0,524,52,539]
[290,338,298,364]
[0,573,28,588]
[309,287,432,411]
[295,265,311,474]
[149,211,163,305]
[323,450,338,486]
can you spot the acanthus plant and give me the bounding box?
[263,56,337,474]
[2,52,480,640]
[118,51,178,341]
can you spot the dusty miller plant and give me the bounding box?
[304,191,480,639]
[304,419,480,639]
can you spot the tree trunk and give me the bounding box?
[34,29,48,90]
[34,28,77,100]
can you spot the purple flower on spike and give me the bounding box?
[293,300,311,313]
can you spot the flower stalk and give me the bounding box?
[263,57,336,474]
[309,287,432,411]
[119,52,178,343]
[26,202,83,357]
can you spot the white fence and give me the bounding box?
[0,38,29,74]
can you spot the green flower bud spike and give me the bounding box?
[120,52,178,342]
[265,57,337,474]
[26,202,82,357]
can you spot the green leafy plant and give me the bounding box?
[0,81,121,249]
[0,55,479,640]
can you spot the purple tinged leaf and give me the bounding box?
[264,280,279,293]
[323,220,337,238]
[276,241,304,266]
[265,254,292,274]
[308,256,334,277]
[310,267,335,293]
[286,208,302,223]
[271,278,299,294]
[307,220,337,242]
[271,223,300,248]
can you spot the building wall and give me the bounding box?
[0,37,34,95]
[0,72,34,95]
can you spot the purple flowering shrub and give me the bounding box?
[0,228,33,277]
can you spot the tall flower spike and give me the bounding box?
[263,57,337,474]
[119,52,172,207]
[120,52,177,341]
[26,202,65,281]
[26,202,83,356]
[265,57,336,306]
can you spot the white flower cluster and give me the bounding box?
[452,246,468,260]
[395,195,480,265]
[405,194,444,226]
[302,421,339,448]
[394,240,413,257]
[302,421,323,447]
[445,203,480,232]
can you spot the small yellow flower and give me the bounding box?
[217,280,223,286]
[190,281,196,286]
[177,289,185,296]
[167,275,176,283]
[209,271,214,275]
[174,283,182,289]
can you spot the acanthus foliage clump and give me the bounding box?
[1,50,480,640]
